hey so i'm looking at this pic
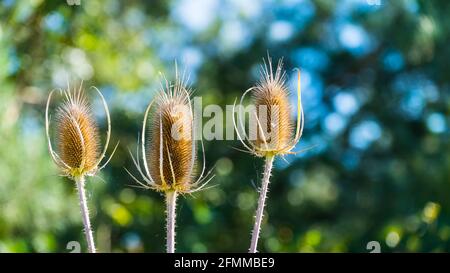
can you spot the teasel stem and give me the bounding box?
[249,155,274,253]
[75,176,96,253]
[166,190,178,253]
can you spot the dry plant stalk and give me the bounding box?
[45,82,117,253]
[233,57,304,253]
[128,71,213,253]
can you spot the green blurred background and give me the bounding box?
[0,0,449,253]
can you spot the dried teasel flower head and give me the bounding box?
[233,56,304,158]
[45,81,117,179]
[128,70,213,194]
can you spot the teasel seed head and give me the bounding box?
[45,81,117,180]
[233,56,304,157]
[148,79,195,193]
[127,71,213,194]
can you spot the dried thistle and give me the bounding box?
[233,56,304,253]
[128,70,213,253]
[45,81,117,253]
[233,57,304,158]
[147,83,196,193]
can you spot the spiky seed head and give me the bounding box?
[46,83,114,180]
[55,90,100,178]
[146,79,196,193]
[130,71,213,194]
[251,58,293,157]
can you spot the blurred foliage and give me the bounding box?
[0,0,449,253]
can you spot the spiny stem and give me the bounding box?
[249,155,274,253]
[75,176,96,253]
[166,191,178,253]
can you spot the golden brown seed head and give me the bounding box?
[54,89,101,178]
[251,58,293,157]
[147,80,195,193]
[46,83,114,181]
